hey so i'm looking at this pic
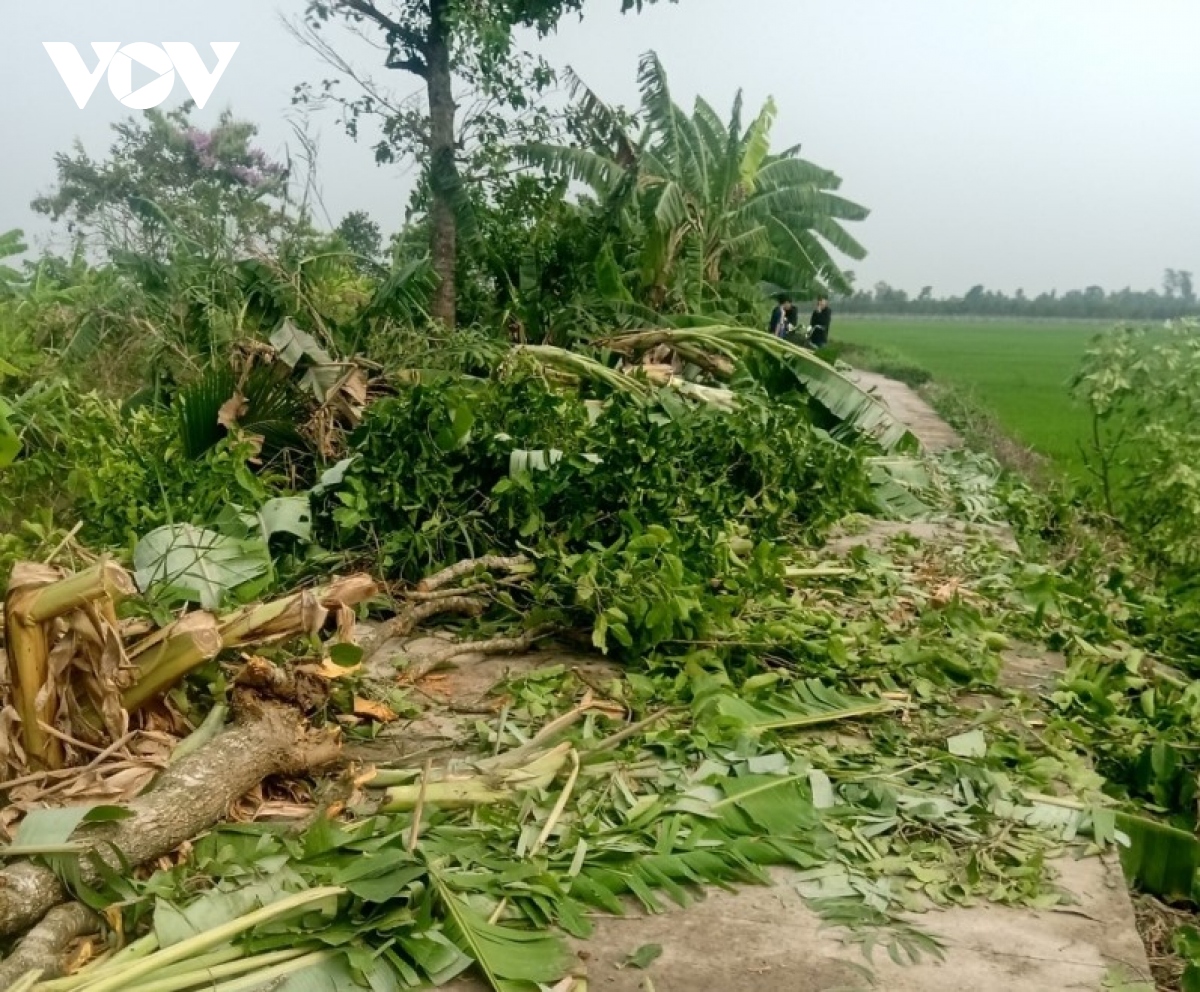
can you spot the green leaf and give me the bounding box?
[134,524,270,609]
[153,880,287,948]
[947,730,987,758]
[0,425,19,468]
[328,643,365,668]
[431,871,571,991]
[808,770,836,809]
[10,804,131,852]
[398,931,474,985]
[269,953,359,992]
[622,944,663,970]
[312,457,359,496]
[509,449,564,476]
[344,866,426,903]
[1115,810,1200,901]
[258,497,314,543]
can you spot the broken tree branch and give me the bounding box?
[364,596,487,662]
[0,704,342,938]
[0,903,98,988]
[400,626,557,683]
[415,555,531,593]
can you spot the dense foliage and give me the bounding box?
[5,28,1200,992]
[1072,322,1200,575]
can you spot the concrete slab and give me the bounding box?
[445,855,1150,992]
[850,370,963,454]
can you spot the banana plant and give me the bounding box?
[521,52,869,314]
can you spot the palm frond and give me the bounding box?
[600,325,915,451]
[738,97,777,192]
[518,143,624,194]
[175,366,237,459]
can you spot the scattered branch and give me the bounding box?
[0,703,341,938]
[400,625,557,683]
[0,903,99,988]
[415,555,531,593]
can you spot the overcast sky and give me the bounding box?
[1,0,1197,295]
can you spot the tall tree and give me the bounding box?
[301,0,673,329]
[523,53,868,314]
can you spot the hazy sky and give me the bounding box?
[1,0,1197,295]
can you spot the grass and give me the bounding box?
[833,319,1108,477]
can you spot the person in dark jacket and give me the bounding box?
[808,296,833,347]
[768,296,794,338]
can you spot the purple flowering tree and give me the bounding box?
[33,107,295,258]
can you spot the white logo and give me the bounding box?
[43,42,240,110]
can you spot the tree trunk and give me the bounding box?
[0,704,341,938]
[0,903,98,987]
[426,0,458,329]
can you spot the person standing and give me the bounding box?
[808,296,833,347]
[768,295,794,338]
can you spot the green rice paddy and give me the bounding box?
[835,319,1110,476]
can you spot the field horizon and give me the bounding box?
[835,317,1111,477]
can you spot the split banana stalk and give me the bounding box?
[381,742,573,811]
[4,561,135,770]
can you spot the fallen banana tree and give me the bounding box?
[0,550,585,982]
[1,562,378,775]
[0,701,341,940]
[518,324,917,452]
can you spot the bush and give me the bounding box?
[323,369,872,581]
[1072,322,1200,574]
[2,387,288,561]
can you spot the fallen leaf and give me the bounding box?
[253,801,316,822]
[620,944,663,970]
[302,658,362,681]
[354,697,397,723]
[947,729,987,758]
[66,936,97,974]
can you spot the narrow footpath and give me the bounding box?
[441,373,1153,992]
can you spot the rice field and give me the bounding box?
[834,318,1110,475]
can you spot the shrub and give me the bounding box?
[2,387,288,562]
[1072,321,1200,574]
[323,369,872,581]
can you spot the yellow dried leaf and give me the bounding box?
[353,697,397,723]
[303,658,362,680]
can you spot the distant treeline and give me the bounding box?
[837,269,1199,321]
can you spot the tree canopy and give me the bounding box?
[300,0,677,327]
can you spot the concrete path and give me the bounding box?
[447,857,1149,992]
[430,372,1154,992]
[851,369,963,453]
